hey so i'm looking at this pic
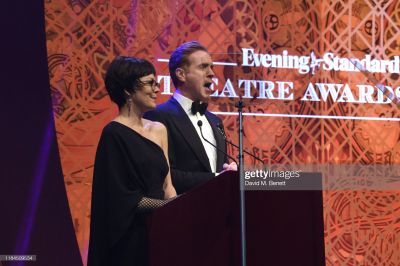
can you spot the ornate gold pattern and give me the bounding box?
[45,1,400,265]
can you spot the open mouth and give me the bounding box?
[204,82,213,92]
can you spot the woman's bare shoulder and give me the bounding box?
[143,119,167,134]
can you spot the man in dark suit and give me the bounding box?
[145,41,236,194]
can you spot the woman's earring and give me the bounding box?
[127,97,132,116]
[125,90,132,116]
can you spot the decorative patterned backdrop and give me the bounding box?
[45,0,400,265]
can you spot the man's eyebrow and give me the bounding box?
[200,62,212,67]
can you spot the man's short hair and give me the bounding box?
[169,41,208,88]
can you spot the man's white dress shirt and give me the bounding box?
[173,92,217,173]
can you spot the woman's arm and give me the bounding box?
[158,123,177,199]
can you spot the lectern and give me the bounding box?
[147,171,325,266]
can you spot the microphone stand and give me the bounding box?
[235,97,246,266]
[197,121,238,165]
[216,125,264,165]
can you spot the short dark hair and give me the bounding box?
[169,41,208,88]
[104,56,156,108]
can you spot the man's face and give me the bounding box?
[179,50,215,102]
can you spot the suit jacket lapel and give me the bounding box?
[205,112,226,171]
[167,98,212,172]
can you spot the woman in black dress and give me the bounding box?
[88,56,177,266]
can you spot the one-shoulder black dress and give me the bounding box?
[88,121,168,266]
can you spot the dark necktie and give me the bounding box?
[191,101,208,115]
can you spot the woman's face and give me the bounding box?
[131,74,160,112]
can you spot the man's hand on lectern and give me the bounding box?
[223,162,238,171]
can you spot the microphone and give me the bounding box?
[197,120,238,165]
[216,123,265,165]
